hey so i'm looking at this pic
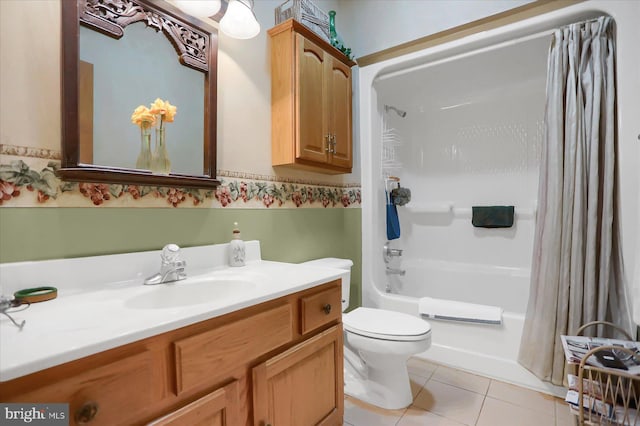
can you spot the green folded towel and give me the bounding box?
[472,206,514,228]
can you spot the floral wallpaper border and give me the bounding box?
[0,144,62,160]
[0,158,361,209]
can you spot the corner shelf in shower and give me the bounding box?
[381,127,403,176]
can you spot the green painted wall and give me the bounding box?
[0,207,362,308]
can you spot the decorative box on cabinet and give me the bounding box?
[269,19,356,174]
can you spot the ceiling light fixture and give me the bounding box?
[219,0,260,40]
[174,0,222,19]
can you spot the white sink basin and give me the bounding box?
[125,278,256,309]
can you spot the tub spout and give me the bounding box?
[386,267,406,276]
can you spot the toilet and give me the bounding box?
[301,258,431,410]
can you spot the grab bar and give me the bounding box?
[402,202,537,219]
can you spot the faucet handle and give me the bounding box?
[383,242,403,263]
[161,244,182,264]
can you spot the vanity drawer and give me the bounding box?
[299,281,342,335]
[4,350,154,426]
[174,303,293,394]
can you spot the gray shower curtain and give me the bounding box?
[518,16,634,386]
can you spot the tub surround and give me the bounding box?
[360,0,640,396]
[0,241,348,382]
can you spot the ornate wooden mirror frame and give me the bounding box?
[59,0,220,188]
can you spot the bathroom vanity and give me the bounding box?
[0,242,346,426]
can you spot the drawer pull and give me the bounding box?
[75,401,98,423]
[323,303,332,314]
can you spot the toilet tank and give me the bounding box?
[300,258,353,312]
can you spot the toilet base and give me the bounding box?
[344,352,414,410]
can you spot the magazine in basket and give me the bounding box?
[561,335,640,375]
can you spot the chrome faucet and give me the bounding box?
[383,242,403,263]
[385,266,406,276]
[144,244,187,285]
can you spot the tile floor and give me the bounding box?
[343,358,575,426]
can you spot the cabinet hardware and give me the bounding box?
[323,304,332,314]
[325,134,334,153]
[75,401,99,424]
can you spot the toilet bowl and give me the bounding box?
[301,258,432,410]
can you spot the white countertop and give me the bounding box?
[0,242,346,382]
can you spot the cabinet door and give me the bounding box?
[3,350,155,426]
[327,58,352,170]
[252,325,344,426]
[296,34,329,164]
[148,380,241,426]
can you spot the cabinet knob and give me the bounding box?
[323,303,332,314]
[75,401,98,424]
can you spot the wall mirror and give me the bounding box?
[59,0,220,188]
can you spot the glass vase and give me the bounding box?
[328,10,338,47]
[151,127,171,175]
[135,126,152,170]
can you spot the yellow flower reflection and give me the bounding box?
[149,98,177,124]
[130,105,156,129]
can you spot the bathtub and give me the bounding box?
[377,259,566,396]
[359,0,640,397]
[388,259,530,314]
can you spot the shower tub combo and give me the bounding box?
[359,1,640,396]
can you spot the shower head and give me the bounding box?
[384,105,407,118]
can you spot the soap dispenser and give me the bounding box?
[229,222,245,267]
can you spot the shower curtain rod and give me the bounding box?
[562,15,609,28]
[376,28,555,82]
[375,14,609,83]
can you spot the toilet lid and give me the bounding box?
[343,307,431,341]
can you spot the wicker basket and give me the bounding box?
[275,0,330,42]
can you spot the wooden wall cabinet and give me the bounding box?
[269,19,356,174]
[0,281,343,426]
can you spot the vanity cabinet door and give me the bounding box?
[327,58,352,170]
[1,350,155,426]
[252,325,344,426]
[148,380,241,426]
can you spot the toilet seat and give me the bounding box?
[343,307,431,341]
